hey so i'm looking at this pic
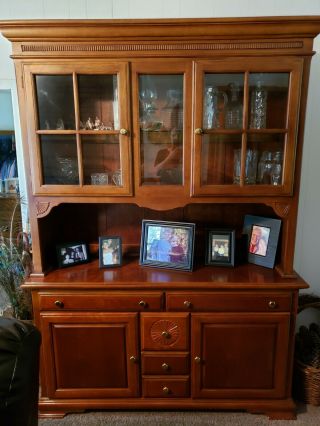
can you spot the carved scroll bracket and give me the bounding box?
[36,201,59,218]
[267,202,291,219]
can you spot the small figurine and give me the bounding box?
[94,116,102,130]
[56,118,65,130]
[85,117,94,130]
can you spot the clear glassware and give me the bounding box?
[203,86,228,129]
[271,151,283,185]
[250,80,267,129]
[233,149,258,184]
[225,83,242,129]
[258,151,273,184]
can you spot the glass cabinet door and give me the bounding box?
[25,63,131,195]
[193,58,303,196]
[132,62,192,196]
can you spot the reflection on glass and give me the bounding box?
[35,75,75,130]
[78,75,119,130]
[203,74,244,129]
[40,135,78,184]
[247,134,284,185]
[201,134,241,185]
[249,73,289,129]
[139,75,183,185]
[81,135,121,185]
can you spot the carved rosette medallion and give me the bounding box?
[150,319,179,347]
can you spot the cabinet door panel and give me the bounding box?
[191,313,290,398]
[24,62,131,196]
[40,312,139,398]
[192,58,302,196]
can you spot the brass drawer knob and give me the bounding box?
[268,300,277,309]
[184,300,192,308]
[194,128,204,135]
[194,356,201,364]
[161,331,171,338]
[120,128,128,135]
[139,300,148,308]
[162,386,170,395]
[129,356,137,363]
[54,300,64,308]
[161,362,169,371]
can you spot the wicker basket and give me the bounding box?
[294,359,320,405]
[293,295,320,405]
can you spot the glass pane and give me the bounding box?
[78,75,119,130]
[35,75,75,130]
[201,134,242,185]
[40,135,78,184]
[139,75,183,185]
[247,134,285,185]
[204,74,244,129]
[249,73,289,129]
[82,135,121,186]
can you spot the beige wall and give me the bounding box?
[1,0,320,302]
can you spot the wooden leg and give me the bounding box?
[266,410,297,420]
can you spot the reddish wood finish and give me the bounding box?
[1,16,320,420]
[142,352,189,375]
[142,377,190,398]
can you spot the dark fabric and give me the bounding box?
[0,318,41,426]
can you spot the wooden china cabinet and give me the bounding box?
[1,17,320,419]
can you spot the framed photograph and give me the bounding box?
[205,229,235,267]
[4,178,19,194]
[99,236,122,268]
[56,242,89,268]
[140,220,195,271]
[243,215,281,269]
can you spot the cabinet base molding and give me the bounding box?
[38,398,296,420]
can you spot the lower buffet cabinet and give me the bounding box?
[32,286,298,420]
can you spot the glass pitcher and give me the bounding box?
[203,86,228,129]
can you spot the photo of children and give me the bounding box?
[211,237,230,262]
[57,243,88,268]
[99,237,122,268]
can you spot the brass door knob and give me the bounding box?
[129,356,137,363]
[161,363,169,371]
[194,128,204,135]
[54,300,64,308]
[120,128,128,135]
[184,300,192,308]
[194,356,201,364]
[268,300,277,309]
[162,386,170,395]
[139,300,147,308]
[161,331,171,338]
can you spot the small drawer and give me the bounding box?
[166,292,292,312]
[142,352,189,375]
[142,377,189,398]
[141,313,189,351]
[38,291,163,311]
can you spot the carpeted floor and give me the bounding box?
[39,404,320,425]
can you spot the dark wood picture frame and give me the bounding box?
[139,220,195,271]
[243,215,281,269]
[205,229,235,267]
[99,236,122,268]
[56,242,89,268]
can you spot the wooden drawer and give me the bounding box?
[142,352,189,375]
[142,377,189,397]
[38,291,163,311]
[141,313,189,351]
[166,292,292,312]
